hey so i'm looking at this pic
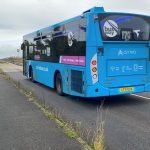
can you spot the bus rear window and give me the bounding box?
[99,14,150,41]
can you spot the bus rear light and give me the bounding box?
[92,67,97,72]
[93,74,97,79]
[91,54,98,84]
[92,60,97,65]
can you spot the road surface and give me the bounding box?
[0,63,150,150]
[0,74,82,150]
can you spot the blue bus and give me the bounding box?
[21,7,150,97]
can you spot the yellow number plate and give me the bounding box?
[120,87,134,92]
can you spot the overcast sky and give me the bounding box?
[0,0,150,58]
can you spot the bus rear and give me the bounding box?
[86,10,150,97]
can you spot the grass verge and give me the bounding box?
[0,68,105,150]
[1,57,22,66]
[93,105,106,150]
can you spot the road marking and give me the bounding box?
[131,94,150,100]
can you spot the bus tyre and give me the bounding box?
[56,73,64,96]
[30,68,35,83]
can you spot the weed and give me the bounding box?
[93,102,106,150]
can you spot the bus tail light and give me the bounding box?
[92,60,97,65]
[93,74,97,79]
[92,67,97,72]
[91,54,98,84]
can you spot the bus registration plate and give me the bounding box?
[120,87,134,93]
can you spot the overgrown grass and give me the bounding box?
[0,60,6,64]
[2,57,22,66]
[93,105,106,150]
[0,68,106,150]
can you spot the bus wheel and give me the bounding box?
[30,68,35,83]
[55,73,64,96]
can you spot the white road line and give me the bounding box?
[131,94,150,100]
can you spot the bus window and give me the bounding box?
[34,46,41,61]
[78,18,86,56]
[99,14,150,41]
[29,45,33,54]
[47,47,51,56]
[65,21,80,56]
[28,45,34,59]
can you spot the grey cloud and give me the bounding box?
[101,0,150,14]
[0,40,21,58]
[1,0,150,32]
[0,0,150,58]
[0,24,15,30]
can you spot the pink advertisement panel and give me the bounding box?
[60,56,86,66]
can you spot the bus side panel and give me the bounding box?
[26,60,64,88]
[26,60,86,97]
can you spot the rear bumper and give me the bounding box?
[85,84,150,97]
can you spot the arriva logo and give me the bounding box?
[118,49,137,56]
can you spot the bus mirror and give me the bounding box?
[21,43,25,50]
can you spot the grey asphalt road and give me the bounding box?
[0,75,82,150]
[132,92,150,99]
[0,63,150,150]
